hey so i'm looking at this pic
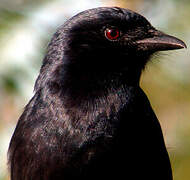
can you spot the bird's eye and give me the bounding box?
[105,28,120,40]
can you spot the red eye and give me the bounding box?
[105,28,120,40]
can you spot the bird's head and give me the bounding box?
[35,7,186,97]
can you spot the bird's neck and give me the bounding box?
[36,52,143,107]
[61,56,142,98]
[59,73,141,111]
[61,71,140,102]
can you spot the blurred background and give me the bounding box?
[0,0,189,179]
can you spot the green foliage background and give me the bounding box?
[0,0,189,179]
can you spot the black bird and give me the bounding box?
[8,7,186,180]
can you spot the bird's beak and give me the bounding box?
[136,30,187,52]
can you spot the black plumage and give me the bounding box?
[8,7,186,180]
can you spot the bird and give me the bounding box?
[8,7,186,180]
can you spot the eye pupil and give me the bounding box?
[105,28,120,40]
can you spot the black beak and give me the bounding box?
[136,30,187,52]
